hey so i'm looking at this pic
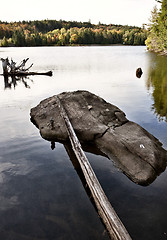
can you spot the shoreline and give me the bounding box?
[0,43,146,48]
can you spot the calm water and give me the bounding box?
[0,46,167,240]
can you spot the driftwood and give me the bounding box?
[0,57,52,76]
[0,57,9,74]
[7,70,53,77]
[55,96,132,240]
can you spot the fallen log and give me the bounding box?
[55,96,132,240]
[0,57,52,76]
[6,70,53,77]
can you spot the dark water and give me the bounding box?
[0,46,167,240]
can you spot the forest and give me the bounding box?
[0,19,147,47]
[146,0,167,55]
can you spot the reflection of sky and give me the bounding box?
[0,46,148,104]
[0,46,166,146]
[0,46,167,240]
[0,137,110,239]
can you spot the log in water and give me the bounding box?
[55,96,132,240]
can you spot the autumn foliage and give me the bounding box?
[0,20,147,47]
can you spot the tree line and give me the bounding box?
[146,0,167,55]
[0,20,147,47]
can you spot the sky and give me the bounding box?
[0,0,160,27]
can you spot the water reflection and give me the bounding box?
[3,75,33,89]
[64,142,94,200]
[1,46,167,240]
[147,54,167,122]
[59,142,113,239]
[0,137,110,240]
[49,138,166,188]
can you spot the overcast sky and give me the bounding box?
[1,0,160,27]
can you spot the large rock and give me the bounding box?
[30,90,167,185]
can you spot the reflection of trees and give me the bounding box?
[4,75,33,90]
[147,54,167,122]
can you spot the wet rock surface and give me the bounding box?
[30,90,167,185]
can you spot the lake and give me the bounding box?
[0,46,167,240]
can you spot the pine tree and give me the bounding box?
[146,0,167,54]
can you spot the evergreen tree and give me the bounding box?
[146,0,167,54]
[12,30,25,46]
